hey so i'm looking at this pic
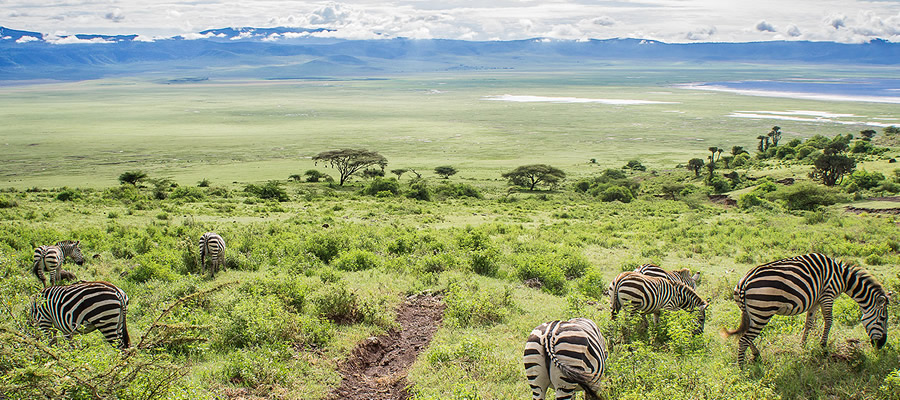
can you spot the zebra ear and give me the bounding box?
[75,240,80,246]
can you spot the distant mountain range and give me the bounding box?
[1,26,898,81]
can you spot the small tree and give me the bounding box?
[731,146,747,156]
[312,149,387,186]
[884,126,900,135]
[661,183,685,200]
[687,158,705,178]
[810,153,856,186]
[361,168,385,180]
[391,168,409,180]
[303,170,328,182]
[502,164,566,191]
[623,160,647,171]
[768,126,782,147]
[119,170,148,186]
[860,129,877,141]
[756,135,768,152]
[434,166,459,179]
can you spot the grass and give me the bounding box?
[1,65,900,399]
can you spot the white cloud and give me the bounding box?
[49,35,115,44]
[105,8,125,23]
[1,0,899,43]
[756,20,776,32]
[15,35,40,43]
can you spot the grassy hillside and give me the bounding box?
[1,67,899,399]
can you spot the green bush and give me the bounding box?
[514,254,567,295]
[244,181,289,201]
[434,182,482,199]
[0,195,17,208]
[333,249,381,272]
[845,170,885,191]
[766,182,845,210]
[444,281,516,327]
[405,180,432,201]
[600,185,634,203]
[128,250,179,283]
[469,248,500,277]
[56,187,83,201]
[217,294,302,348]
[104,184,146,203]
[220,346,298,389]
[417,253,461,274]
[304,232,345,263]
[361,177,400,196]
[170,186,206,201]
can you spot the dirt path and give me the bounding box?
[326,294,445,400]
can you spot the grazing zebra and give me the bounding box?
[32,241,84,287]
[29,281,130,349]
[634,263,701,289]
[523,318,609,400]
[611,271,709,334]
[723,253,891,366]
[199,232,226,275]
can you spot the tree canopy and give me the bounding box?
[312,149,387,186]
[434,166,459,179]
[502,164,566,191]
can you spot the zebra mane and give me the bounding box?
[846,264,885,291]
[54,240,78,246]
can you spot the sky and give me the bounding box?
[2,0,900,43]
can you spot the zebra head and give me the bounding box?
[56,240,85,266]
[862,292,890,350]
[694,301,710,335]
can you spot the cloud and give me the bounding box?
[48,35,115,45]
[16,35,40,43]
[686,26,717,41]
[592,16,616,27]
[755,20,775,32]
[786,24,801,37]
[105,8,125,23]
[828,14,846,30]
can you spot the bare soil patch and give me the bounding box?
[326,294,445,400]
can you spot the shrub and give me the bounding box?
[469,248,500,277]
[361,177,400,196]
[514,254,567,295]
[170,186,206,201]
[104,184,146,203]
[444,281,516,327]
[405,180,432,201]
[333,249,381,272]
[845,170,885,191]
[220,346,296,389]
[417,253,462,274]
[198,178,211,187]
[304,233,345,264]
[434,182,482,199]
[0,195,16,208]
[599,185,634,203]
[244,181,289,201]
[56,187,82,201]
[311,282,387,326]
[217,294,302,348]
[765,182,845,210]
[624,159,647,171]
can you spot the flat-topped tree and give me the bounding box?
[312,149,387,186]
[502,164,565,191]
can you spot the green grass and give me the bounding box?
[1,65,900,399]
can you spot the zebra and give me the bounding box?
[199,232,226,275]
[32,240,84,287]
[723,253,891,366]
[634,263,701,289]
[611,271,709,334]
[29,281,131,350]
[523,317,609,400]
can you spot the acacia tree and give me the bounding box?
[312,149,387,186]
[119,170,148,186]
[502,164,566,191]
[810,141,856,186]
[434,166,458,179]
[391,168,408,180]
[687,158,705,178]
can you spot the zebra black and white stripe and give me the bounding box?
[634,263,701,289]
[523,318,609,400]
[611,271,709,334]
[29,281,131,349]
[723,253,891,366]
[32,240,84,287]
[199,232,226,275]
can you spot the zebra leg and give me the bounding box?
[801,306,818,345]
[819,299,835,348]
[651,311,660,325]
[553,385,577,400]
[738,324,766,366]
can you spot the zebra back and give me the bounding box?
[635,263,699,289]
[30,281,130,349]
[613,272,708,333]
[524,318,607,400]
[54,240,85,265]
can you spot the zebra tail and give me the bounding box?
[31,260,46,287]
[720,308,750,338]
[120,318,132,349]
[551,354,600,398]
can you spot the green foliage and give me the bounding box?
[0,195,16,208]
[244,180,289,201]
[303,169,330,182]
[333,249,381,272]
[599,185,635,203]
[361,177,400,196]
[513,254,567,295]
[501,164,566,190]
[216,294,304,348]
[765,182,845,211]
[118,170,148,185]
[624,159,647,171]
[434,165,459,179]
[844,169,885,192]
[304,232,345,263]
[312,148,388,186]
[405,180,432,201]
[169,186,206,201]
[55,187,83,201]
[434,182,482,199]
[310,282,387,326]
[103,184,146,203]
[219,346,299,390]
[444,281,516,327]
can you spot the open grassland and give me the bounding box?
[2,63,898,188]
[1,174,899,399]
[1,64,900,399]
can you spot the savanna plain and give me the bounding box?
[1,63,900,400]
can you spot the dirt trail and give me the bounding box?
[326,294,445,400]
